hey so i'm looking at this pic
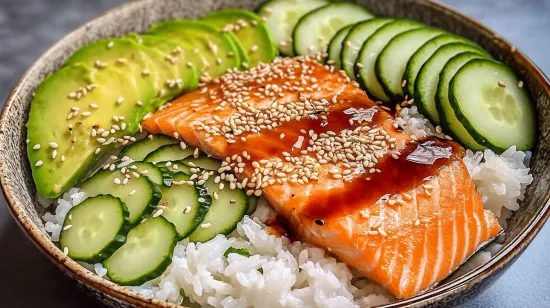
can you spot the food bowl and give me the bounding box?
[1,0,549,307]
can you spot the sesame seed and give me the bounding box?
[388,200,396,206]
[61,156,66,162]
[89,103,98,109]
[114,178,121,185]
[396,199,407,206]
[415,219,421,226]
[35,160,43,167]
[81,111,92,117]
[498,81,506,88]
[129,189,137,196]
[116,97,124,104]
[435,126,443,134]
[136,100,143,106]
[52,150,57,159]
[142,69,150,76]
[200,222,212,228]
[107,41,114,49]
[378,228,387,237]
[401,80,407,87]
[95,148,101,154]
[153,209,164,218]
[33,144,41,150]
[63,224,72,231]
[518,80,524,88]
[63,247,69,255]
[183,206,192,214]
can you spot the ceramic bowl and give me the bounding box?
[1,0,549,307]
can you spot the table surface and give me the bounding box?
[1,0,549,307]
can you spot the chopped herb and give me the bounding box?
[223,247,251,258]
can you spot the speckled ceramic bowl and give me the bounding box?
[1,0,549,307]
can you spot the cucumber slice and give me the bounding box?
[203,9,277,68]
[414,43,489,124]
[120,135,178,161]
[258,0,329,56]
[326,24,354,71]
[356,20,423,102]
[246,196,259,216]
[449,59,536,151]
[127,161,167,186]
[188,177,248,242]
[59,195,130,263]
[144,144,194,164]
[181,155,221,171]
[79,169,161,225]
[292,2,374,56]
[149,20,241,78]
[341,18,393,81]
[103,216,177,286]
[162,161,192,177]
[403,34,479,98]
[436,52,489,150]
[159,173,211,239]
[376,27,443,100]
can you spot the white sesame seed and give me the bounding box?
[200,222,212,228]
[518,80,524,88]
[498,81,506,88]
[136,100,143,106]
[153,209,164,218]
[35,160,43,167]
[114,178,121,185]
[33,144,41,150]
[107,41,114,49]
[183,206,192,214]
[52,150,58,159]
[129,189,137,196]
[116,97,124,104]
[63,247,69,255]
[63,224,72,231]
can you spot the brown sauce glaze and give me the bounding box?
[302,137,465,220]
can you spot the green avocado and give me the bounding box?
[128,33,199,102]
[63,38,157,112]
[202,9,278,68]
[149,20,241,79]
[27,64,144,198]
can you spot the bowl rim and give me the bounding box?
[1,0,550,307]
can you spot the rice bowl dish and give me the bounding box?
[3,0,542,307]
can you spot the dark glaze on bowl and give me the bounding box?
[0,0,549,307]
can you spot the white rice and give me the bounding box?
[40,106,533,307]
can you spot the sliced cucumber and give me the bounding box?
[376,27,443,100]
[258,0,330,56]
[246,196,259,216]
[403,34,478,98]
[103,216,177,286]
[188,177,248,242]
[120,135,178,161]
[144,144,194,164]
[127,161,167,186]
[203,9,277,68]
[59,195,130,263]
[182,155,221,171]
[356,20,423,102]
[162,161,192,177]
[159,173,211,239]
[79,169,161,225]
[436,52,489,150]
[292,2,374,56]
[327,24,354,71]
[414,42,489,124]
[449,59,536,151]
[341,18,393,81]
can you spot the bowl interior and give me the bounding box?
[1,0,549,307]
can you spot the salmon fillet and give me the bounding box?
[142,56,502,299]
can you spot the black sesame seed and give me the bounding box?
[315,219,324,226]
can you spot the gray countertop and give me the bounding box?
[0,0,549,307]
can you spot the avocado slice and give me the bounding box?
[202,9,278,68]
[27,64,145,198]
[128,34,199,101]
[63,38,157,112]
[149,20,241,79]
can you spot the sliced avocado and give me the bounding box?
[27,64,144,198]
[128,33,199,101]
[63,38,157,114]
[149,20,241,79]
[203,9,277,68]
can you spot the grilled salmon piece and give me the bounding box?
[142,56,502,299]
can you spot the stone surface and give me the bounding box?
[0,0,549,307]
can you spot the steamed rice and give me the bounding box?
[40,106,533,307]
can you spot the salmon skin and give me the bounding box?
[142,56,502,299]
